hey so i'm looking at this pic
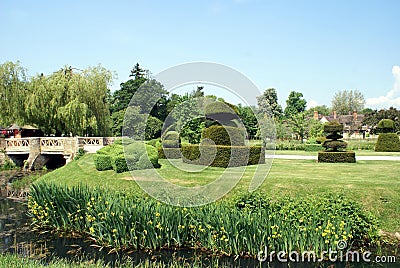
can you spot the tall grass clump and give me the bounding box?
[28,182,378,258]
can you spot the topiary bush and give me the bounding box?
[318,151,356,163]
[201,125,246,146]
[376,119,395,133]
[94,141,160,172]
[93,154,113,171]
[182,145,264,167]
[375,133,400,152]
[113,137,135,146]
[319,121,355,163]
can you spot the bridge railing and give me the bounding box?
[5,138,32,153]
[40,137,65,152]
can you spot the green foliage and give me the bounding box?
[96,144,124,156]
[158,148,181,159]
[74,148,86,161]
[181,145,264,167]
[146,138,161,148]
[201,125,246,146]
[113,137,135,145]
[256,88,283,119]
[287,112,307,142]
[93,154,113,171]
[318,151,356,163]
[112,155,129,173]
[304,144,323,151]
[362,107,400,134]
[145,116,163,140]
[376,119,395,133]
[331,90,365,116]
[0,157,17,171]
[275,141,305,150]
[375,133,400,152]
[28,183,378,256]
[161,140,179,148]
[204,101,238,117]
[284,91,307,118]
[315,136,327,144]
[237,104,259,139]
[162,131,179,141]
[322,140,348,151]
[323,121,344,133]
[0,61,28,126]
[25,65,113,136]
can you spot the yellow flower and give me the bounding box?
[112,229,117,233]
[155,212,160,217]
[89,227,94,233]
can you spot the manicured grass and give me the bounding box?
[274,150,400,156]
[39,154,400,232]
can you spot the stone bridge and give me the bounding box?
[5,137,116,170]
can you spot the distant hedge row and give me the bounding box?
[181,145,265,168]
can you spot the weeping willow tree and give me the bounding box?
[24,65,114,136]
[0,61,114,136]
[0,61,28,126]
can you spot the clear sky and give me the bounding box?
[1,0,399,110]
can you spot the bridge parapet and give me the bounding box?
[5,138,32,154]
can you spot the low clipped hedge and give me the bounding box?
[93,154,113,171]
[318,151,356,163]
[158,148,181,159]
[162,131,179,141]
[112,155,129,173]
[202,125,246,146]
[94,141,160,172]
[375,133,400,152]
[181,145,265,167]
[304,144,323,152]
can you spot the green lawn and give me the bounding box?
[39,154,400,232]
[274,149,400,156]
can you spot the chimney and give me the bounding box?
[333,110,337,120]
[353,110,358,121]
[313,110,318,120]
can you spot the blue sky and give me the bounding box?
[1,0,399,110]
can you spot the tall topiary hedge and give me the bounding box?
[182,100,263,168]
[318,121,356,163]
[375,119,400,152]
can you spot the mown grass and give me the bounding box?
[0,254,213,268]
[38,154,400,233]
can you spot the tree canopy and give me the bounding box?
[331,89,365,115]
[257,88,283,119]
[284,91,307,118]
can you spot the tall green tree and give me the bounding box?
[0,61,28,126]
[288,112,308,143]
[257,88,283,119]
[362,107,400,134]
[25,65,114,136]
[284,91,307,118]
[331,89,365,115]
[306,105,331,117]
[237,104,259,139]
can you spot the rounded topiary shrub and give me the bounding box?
[323,121,344,133]
[375,133,400,152]
[376,119,395,133]
[204,101,239,123]
[201,125,246,146]
[93,154,113,171]
[160,130,181,159]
